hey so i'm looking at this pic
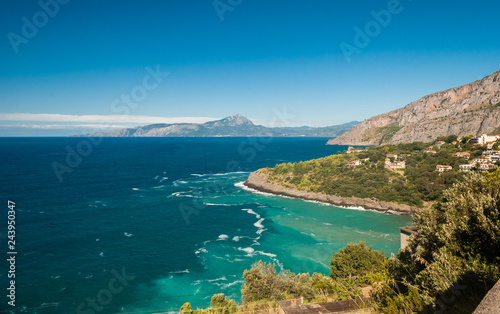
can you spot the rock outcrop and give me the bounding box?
[329,70,500,145]
[244,169,419,214]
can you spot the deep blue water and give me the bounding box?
[0,137,410,313]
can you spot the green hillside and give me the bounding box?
[262,140,492,207]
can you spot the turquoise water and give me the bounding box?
[0,137,411,313]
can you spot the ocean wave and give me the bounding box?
[256,251,277,258]
[254,218,265,229]
[195,248,208,255]
[170,191,195,198]
[238,247,255,254]
[99,252,104,257]
[238,183,296,199]
[212,171,249,176]
[323,223,332,226]
[218,234,229,241]
[208,276,227,282]
[215,280,245,289]
[131,188,140,191]
[124,232,133,237]
[242,208,261,219]
[170,269,190,274]
[205,203,232,207]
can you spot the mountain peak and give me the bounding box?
[215,114,254,126]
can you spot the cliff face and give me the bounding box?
[329,70,500,145]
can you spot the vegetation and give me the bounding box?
[263,141,476,207]
[330,242,386,279]
[373,170,500,313]
[180,144,500,313]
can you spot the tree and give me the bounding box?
[389,170,500,312]
[330,242,386,279]
[209,294,237,314]
[241,261,280,302]
[180,302,194,314]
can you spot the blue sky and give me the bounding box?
[1,0,499,135]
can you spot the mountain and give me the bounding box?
[85,114,359,137]
[328,70,500,146]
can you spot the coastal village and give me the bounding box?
[345,133,500,174]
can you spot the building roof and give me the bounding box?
[398,226,418,235]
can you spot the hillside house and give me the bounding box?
[479,163,495,172]
[424,150,437,154]
[346,160,361,168]
[435,141,446,147]
[474,158,490,165]
[385,160,406,170]
[346,158,370,168]
[436,165,453,173]
[478,134,500,145]
[459,164,475,171]
[347,146,364,154]
[453,152,471,160]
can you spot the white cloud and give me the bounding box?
[0,124,131,130]
[0,113,218,125]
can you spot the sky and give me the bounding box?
[1,0,500,136]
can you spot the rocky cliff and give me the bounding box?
[329,70,500,145]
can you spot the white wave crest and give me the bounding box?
[238,247,255,254]
[254,218,265,229]
[218,234,229,241]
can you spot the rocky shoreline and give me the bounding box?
[244,170,420,215]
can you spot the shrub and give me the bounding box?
[330,242,386,279]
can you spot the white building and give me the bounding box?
[477,134,500,145]
[459,164,475,171]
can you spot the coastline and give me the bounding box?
[243,169,420,215]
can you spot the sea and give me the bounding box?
[0,137,411,314]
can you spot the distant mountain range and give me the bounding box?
[84,114,359,137]
[329,70,500,145]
